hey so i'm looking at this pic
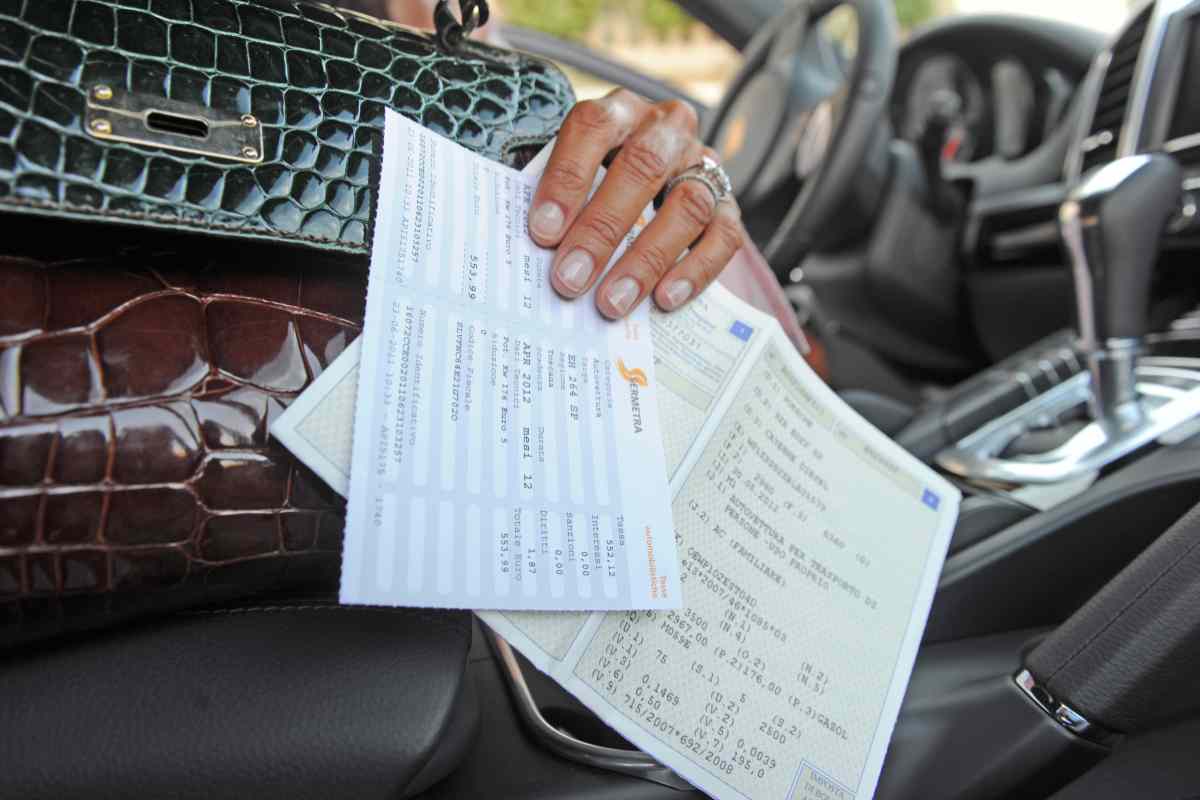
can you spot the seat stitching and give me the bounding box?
[1044,506,1200,682]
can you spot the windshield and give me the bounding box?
[501,0,1129,108]
[942,0,1131,33]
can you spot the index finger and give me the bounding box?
[528,89,651,248]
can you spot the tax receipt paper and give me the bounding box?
[272,114,961,799]
[328,110,678,610]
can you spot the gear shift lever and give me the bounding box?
[1059,154,1181,424]
[935,155,1200,484]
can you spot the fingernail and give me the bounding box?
[530,202,564,240]
[663,279,694,310]
[556,249,593,293]
[605,277,641,316]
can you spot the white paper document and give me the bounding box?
[485,288,960,800]
[292,109,678,611]
[273,123,961,799]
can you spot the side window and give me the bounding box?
[499,1,741,104]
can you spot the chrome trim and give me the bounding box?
[935,358,1200,484]
[1119,0,1193,159]
[1172,312,1200,330]
[1071,153,1156,201]
[1086,337,1143,422]
[1059,196,1098,348]
[1014,670,1115,744]
[85,84,264,164]
[1066,0,1195,179]
[1170,189,1199,232]
[485,629,693,791]
[1165,132,1200,152]
[1064,51,1111,180]
[1081,129,1114,153]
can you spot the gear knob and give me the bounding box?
[1059,154,1181,420]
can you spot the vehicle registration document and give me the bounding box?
[272,112,961,799]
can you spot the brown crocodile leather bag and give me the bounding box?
[0,0,574,648]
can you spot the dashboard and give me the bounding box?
[1068,0,1200,215]
[957,0,1200,361]
[890,16,1102,164]
[820,1,1200,375]
[897,54,1067,163]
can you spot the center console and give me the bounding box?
[874,3,1200,791]
[936,155,1200,486]
[892,154,1200,642]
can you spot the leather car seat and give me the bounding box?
[0,604,478,800]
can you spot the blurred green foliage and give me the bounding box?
[638,0,693,38]
[504,0,603,40]
[894,0,937,30]
[505,0,694,41]
[504,0,941,41]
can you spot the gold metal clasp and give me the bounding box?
[84,84,264,164]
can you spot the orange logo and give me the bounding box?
[616,359,648,387]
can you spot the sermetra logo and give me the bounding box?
[616,359,648,387]
[616,359,647,434]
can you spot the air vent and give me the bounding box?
[1081,5,1153,173]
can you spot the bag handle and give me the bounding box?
[434,0,491,50]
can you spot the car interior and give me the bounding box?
[3,0,1200,797]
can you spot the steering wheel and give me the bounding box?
[704,0,897,272]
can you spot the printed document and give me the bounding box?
[273,124,961,799]
[318,110,678,611]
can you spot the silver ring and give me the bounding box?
[666,155,733,207]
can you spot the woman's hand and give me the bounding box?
[528,89,745,319]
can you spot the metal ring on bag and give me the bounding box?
[665,156,733,209]
[434,0,491,51]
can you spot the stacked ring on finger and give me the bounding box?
[665,156,734,207]
[528,89,746,319]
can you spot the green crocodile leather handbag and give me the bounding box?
[0,0,574,648]
[0,0,571,249]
